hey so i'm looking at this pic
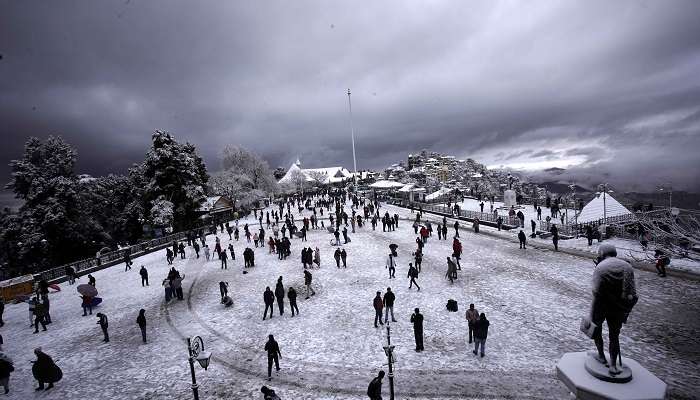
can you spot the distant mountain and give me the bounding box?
[543,167,566,175]
[537,181,592,194]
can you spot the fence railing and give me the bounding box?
[34,230,194,283]
[392,199,520,226]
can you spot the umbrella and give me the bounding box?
[77,284,98,297]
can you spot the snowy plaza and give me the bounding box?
[2,202,698,399]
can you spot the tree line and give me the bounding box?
[0,130,278,278]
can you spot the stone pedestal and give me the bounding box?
[503,189,517,209]
[556,352,667,400]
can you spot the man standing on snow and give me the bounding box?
[304,270,315,299]
[139,266,149,287]
[411,308,424,352]
[96,313,109,343]
[263,287,275,320]
[386,253,396,279]
[518,230,527,249]
[264,335,281,381]
[383,288,396,323]
[275,277,285,316]
[407,263,420,291]
[373,291,384,328]
[465,303,479,344]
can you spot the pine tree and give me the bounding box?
[140,130,208,230]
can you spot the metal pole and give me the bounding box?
[347,89,358,182]
[187,338,200,400]
[602,185,607,220]
[386,324,395,400]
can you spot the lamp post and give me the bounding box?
[186,336,212,400]
[347,88,358,184]
[598,183,610,220]
[383,322,396,400]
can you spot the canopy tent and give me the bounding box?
[369,180,405,189]
[577,192,632,224]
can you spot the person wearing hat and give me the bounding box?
[367,370,385,400]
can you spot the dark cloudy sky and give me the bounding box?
[2,0,700,206]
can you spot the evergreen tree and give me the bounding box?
[4,136,104,273]
[140,130,208,230]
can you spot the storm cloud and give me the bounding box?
[1,0,700,203]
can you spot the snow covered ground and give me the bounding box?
[1,203,699,399]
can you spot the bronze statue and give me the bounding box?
[587,243,637,379]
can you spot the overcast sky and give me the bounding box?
[1,0,699,206]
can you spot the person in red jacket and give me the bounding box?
[373,291,384,328]
[452,238,462,270]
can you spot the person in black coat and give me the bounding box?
[261,385,281,400]
[411,308,424,351]
[407,263,420,291]
[275,277,285,316]
[139,266,149,286]
[264,335,281,380]
[0,352,13,394]
[340,248,347,268]
[263,287,275,320]
[334,249,341,268]
[220,249,228,269]
[136,309,147,343]
[367,370,385,400]
[518,230,527,249]
[96,313,109,342]
[473,313,490,357]
[32,348,62,391]
[219,281,229,302]
[0,298,4,327]
[288,287,299,317]
[551,225,559,251]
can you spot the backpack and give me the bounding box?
[446,299,458,312]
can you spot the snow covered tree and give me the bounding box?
[628,209,700,262]
[140,130,209,230]
[210,145,277,206]
[150,196,174,227]
[306,170,329,186]
[4,136,106,273]
[221,145,278,193]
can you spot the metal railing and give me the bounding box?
[393,199,520,226]
[34,230,193,283]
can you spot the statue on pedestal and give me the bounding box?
[583,244,638,382]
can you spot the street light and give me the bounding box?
[383,322,396,400]
[186,336,212,400]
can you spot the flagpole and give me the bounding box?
[347,88,358,183]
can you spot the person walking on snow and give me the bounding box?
[367,371,385,400]
[288,287,299,317]
[136,309,147,343]
[264,335,281,381]
[408,263,420,290]
[473,313,489,357]
[340,248,347,268]
[411,308,424,351]
[453,221,460,237]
